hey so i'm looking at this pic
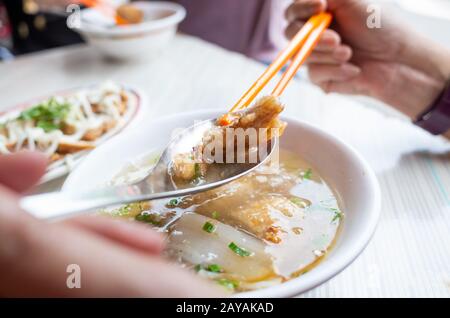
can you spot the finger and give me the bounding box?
[285,20,303,40]
[307,45,353,64]
[0,152,47,193]
[285,0,327,22]
[308,63,361,83]
[317,79,363,95]
[1,215,221,297]
[285,23,341,52]
[315,29,342,52]
[66,216,165,255]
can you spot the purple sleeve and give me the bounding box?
[415,81,450,135]
[172,0,288,59]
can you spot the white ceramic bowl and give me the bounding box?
[63,110,381,297]
[75,1,186,60]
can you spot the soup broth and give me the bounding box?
[104,149,342,292]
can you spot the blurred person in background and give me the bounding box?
[0,1,13,59]
[1,0,288,58]
[2,0,83,55]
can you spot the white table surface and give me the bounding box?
[1,35,449,298]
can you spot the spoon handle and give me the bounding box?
[20,185,173,220]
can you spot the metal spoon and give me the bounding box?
[20,118,275,220]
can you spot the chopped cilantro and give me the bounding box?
[211,211,219,219]
[202,221,216,233]
[19,98,71,132]
[228,242,251,257]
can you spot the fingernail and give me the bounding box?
[312,0,327,12]
[341,64,361,77]
[333,46,352,61]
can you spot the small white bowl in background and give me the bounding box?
[63,109,381,297]
[74,1,186,61]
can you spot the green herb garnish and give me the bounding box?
[302,168,313,180]
[167,198,181,207]
[19,98,71,132]
[191,163,204,184]
[211,211,219,219]
[331,208,344,223]
[135,213,161,226]
[228,242,251,257]
[194,264,223,273]
[202,221,216,233]
[207,264,222,273]
[216,278,239,290]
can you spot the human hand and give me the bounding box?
[285,0,450,120]
[0,152,223,297]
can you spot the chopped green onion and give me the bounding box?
[135,213,161,226]
[194,264,223,273]
[216,278,239,290]
[228,242,251,257]
[331,208,344,223]
[211,211,219,219]
[202,221,216,233]
[167,198,181,207]
[206,264,222,273]
[302,168,313,180]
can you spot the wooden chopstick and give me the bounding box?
[272,13,332,97]
[228,12,332,112]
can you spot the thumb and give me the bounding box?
[0,152,47,193]
[66,216,165,255]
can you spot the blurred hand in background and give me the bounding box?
[285,0,450,120]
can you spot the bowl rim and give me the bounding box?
[77,1,186,36]
[63,109,381,298]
